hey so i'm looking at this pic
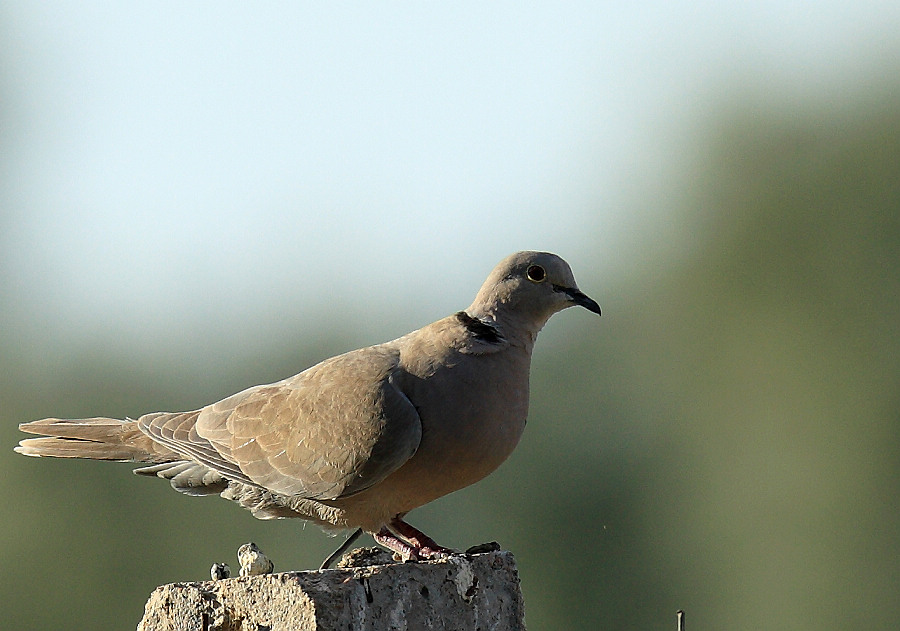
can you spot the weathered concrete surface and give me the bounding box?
[137,549,525,631]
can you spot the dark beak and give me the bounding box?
[566,288,601,316]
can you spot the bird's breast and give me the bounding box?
[322,341,533,530]
[383,349,531,508]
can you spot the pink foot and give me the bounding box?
[371,517,457,562]
[389,517,455,559]
[373,527,421,562]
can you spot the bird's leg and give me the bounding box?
[373,526,421,562]
[388,517,455,559]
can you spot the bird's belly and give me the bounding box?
[325,391,528,531]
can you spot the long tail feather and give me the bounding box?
[15,417,175,462]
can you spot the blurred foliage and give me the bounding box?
[3,83,900,630]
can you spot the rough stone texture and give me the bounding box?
[137,549,525,631]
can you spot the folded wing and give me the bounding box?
[139,346,422,501]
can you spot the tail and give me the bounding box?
[15,417,175,463]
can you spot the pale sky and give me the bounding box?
[2,2,898,355]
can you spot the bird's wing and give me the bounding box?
[140,345,422,500]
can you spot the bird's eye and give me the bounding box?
[526,265,546,282]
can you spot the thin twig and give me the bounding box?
[319,528,363,569]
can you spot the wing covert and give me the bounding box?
[187,345,422,500]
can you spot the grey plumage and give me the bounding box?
[16,251,600,561]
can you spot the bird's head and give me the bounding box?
[467,251,600,339]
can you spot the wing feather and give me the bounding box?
[139,345,422,501]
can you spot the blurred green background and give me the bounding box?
[3,4,900,630]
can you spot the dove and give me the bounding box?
[16,251,600,565]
